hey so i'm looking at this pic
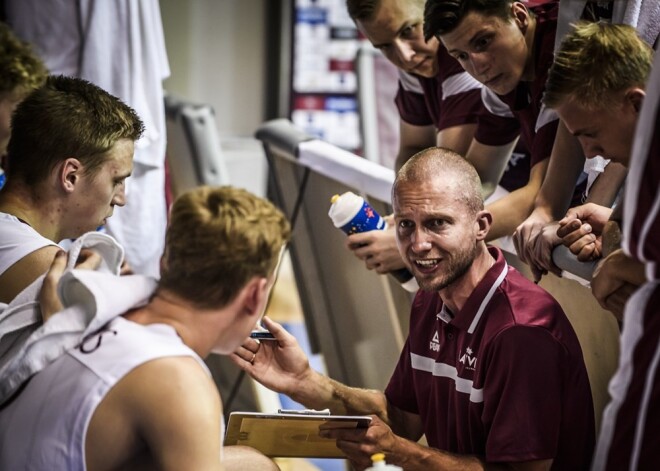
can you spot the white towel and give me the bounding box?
[0,270,157,405]
[619,0,660,48]
[0,232,124,337]
[556,0,660,50]
[555,0,588,50]
[0,231,130,402]
[583,155,611,196]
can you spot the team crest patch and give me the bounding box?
[429,331,440,352]
[459,346,477,370]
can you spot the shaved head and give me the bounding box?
[393,147,483,215]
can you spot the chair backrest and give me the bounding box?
[164,94,230,197]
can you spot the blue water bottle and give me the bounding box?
[328,191,418,292]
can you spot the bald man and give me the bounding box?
[233,147,595,470]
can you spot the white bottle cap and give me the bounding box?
[328,191,364,228]
[365,453,403,470]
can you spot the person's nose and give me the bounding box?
[113,185,127,207]
[580,139,603,160]
[393,39,415,65]
[468,52,489,78]
[411,226,432,253]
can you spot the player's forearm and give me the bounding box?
[391,441,551,471]
[288,369,388,419]
[397,122,437,171]
[486,185,538,240]
[533,169,578,222]
[585,162,627,207]
[529,192,561,225]
[435,124,478,157]
[535,123,585,219]
[481,181,498,200]
[387,436,483,471]
[466,138,518,199]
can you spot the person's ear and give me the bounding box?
[475,210,493,241]
[59,158,83,193]
[242,276,269,318]
[625,88,645,114]
[512,1,529,33]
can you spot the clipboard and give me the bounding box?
[224,411,372,458]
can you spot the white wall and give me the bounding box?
[160,0,267,137]
[160,0,269,196]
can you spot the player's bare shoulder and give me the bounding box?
[86,356,221,471]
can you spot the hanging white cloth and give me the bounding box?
[6,0,171,277]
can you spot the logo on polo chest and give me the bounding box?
[429,331,440,352]
[459,346,477,370]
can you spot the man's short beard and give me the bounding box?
[417,243,479,292]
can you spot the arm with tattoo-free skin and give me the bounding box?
[484,158,548,241]
[396,119,477,172]
[513,123,585,280]
[584,162,627,208]
[232,317,393,419]
[591,249,646,320]
[232,317,553,471]
[395,120,438,172]
[513,123,628,280]
[466,138,519,200]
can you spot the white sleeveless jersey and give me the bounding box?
[0,211,59,277]
[0,316,212,470]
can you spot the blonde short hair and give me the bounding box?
[545,22,652,110]
[160,186,291,309]
[0,21,47,96]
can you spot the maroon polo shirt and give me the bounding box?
[385,246,594,469]
[474,1,559,170]
[395,44,482,131]
[395,45,530,192]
